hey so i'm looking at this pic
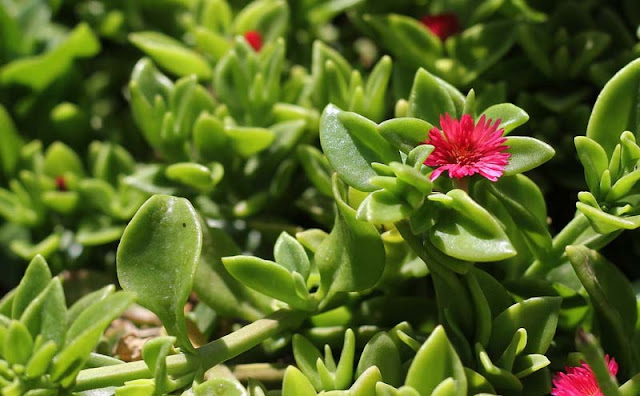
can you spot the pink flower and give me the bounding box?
[551,355,618,396]
[421,13,460,41]
[424,114,510,182]
[244,30,263,51]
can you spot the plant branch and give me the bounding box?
[525,212,592,277]
[73,308,307,391]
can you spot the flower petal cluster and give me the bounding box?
[424,114,510,182]
[421,13,460,41]
[551,355,618,396]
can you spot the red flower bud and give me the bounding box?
[420,13,460,41]
[55,176,67,192]
[244,30,263,51]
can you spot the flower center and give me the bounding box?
[451,146,482,165]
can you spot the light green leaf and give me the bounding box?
[405,326,467,395]
[315,175,386,295]
[320,105,400,191]
[567,246,637,374]
[222,256,314,311]
[503,137,554,175]
[488,297,561,357]
[587,58,640,156]
[117,195,202,352]
[429,189,516,262]
[129,32,212,79]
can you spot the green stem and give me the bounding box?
[395,220,449,277]
[549,212,592,257]
[231,363,287,383]
[197,308,305,369]
[73,308,307,391]
[525,212,591,277]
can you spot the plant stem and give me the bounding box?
[197,308,306,369]
[231,363,287,384]
[73,308,307,391]
[525,212,591,277]
[452,178,469,193]
[395,220,449,278]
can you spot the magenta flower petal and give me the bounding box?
[551,355,618,396]
[244,30,263,51]
[423,114,510,182]
[420,13,460,41]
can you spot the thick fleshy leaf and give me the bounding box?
[225,127,275,158]
[512,354,550,378]
[408,69,460,124]
[356,190,414,224]
[429,189,516,262]
[129,32,212,79]
[274,232,310,280]
[51,292,135,386]
[165,162,223,192]
[576,202,640,234]
[142,336,175,395]
[222,256,314,311]
[320,105,400,191]
[129,58,172,149]
[446,21,518,85]
[20,278,66,346]
[0,105,22,178]
[297,145,333,196]
[484,176,553,258]
[356,332,402,387]
[315,175,386,295]
[378,118,433,154]
[117,195,202,352]
[4,320,33,365]
[587,58,640,156]
[503,137,555,176]
[193,113,228,162]
[12,255,52,319]
[476,343,522,393]
[193,378,246,396]
[480,104,529,134]
[0,23,100,90]
[67,285,115,326]
[465,368,496,394]
[43,142,85,178]
[293,334,324,390]
[334,328,356,389]
[576,330,622,396]
[575,136,609,197]
[194,27,232,63]
[567,246,638,375]
[232,0,289,43]
[25,340,57,379]
[362,14,442,72]
[282,366,318,396]
[488,297,561,357]
[405,326,467,395]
